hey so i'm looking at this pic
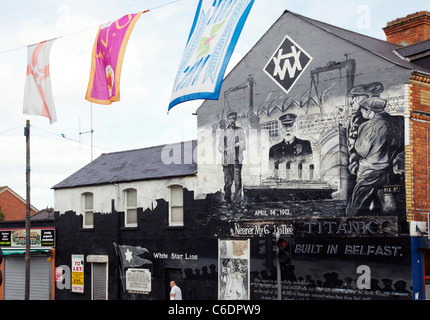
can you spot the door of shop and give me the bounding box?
[4,255,51,300]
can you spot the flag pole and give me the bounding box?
[91,103,93,161]
[24,119,31,300]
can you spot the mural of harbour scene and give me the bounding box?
[195,27,410,300]
[198,53,406,219]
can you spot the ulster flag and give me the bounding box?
[23,39,57,124]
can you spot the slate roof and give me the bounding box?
[52,140,197,189]
[287,10,430,75]
[396,39,430,58]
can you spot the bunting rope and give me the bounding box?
[0,0,180,55]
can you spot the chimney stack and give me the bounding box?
[383,11,430,46]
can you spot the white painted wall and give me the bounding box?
[54,175,197,215]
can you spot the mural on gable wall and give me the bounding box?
[197,33,406,220]
[196,27,411,299]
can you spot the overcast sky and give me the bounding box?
[0,0,428,210]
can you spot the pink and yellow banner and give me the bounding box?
[85,11,148,105]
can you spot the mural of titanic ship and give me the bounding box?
[238,60,356,204]
[214,57,405,208]
[244,123,347,203]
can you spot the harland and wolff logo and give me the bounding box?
[263,34,312,94]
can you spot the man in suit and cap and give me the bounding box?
[269,113,312,176]
[218,110,246,205]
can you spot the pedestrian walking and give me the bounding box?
[170,280,182,300]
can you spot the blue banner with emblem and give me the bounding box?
[168,0,255,111]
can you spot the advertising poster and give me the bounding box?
[72,254,84,293]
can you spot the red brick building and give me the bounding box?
[0,186,37,221]
[407,75,430,223]
[383,11,430,299]
[383,12,430,224]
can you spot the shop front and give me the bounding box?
[0,228,56,300]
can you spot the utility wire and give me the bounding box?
[30,124,112,152]
[0,126,23,135]
[0,0,181,55]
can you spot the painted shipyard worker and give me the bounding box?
[218,110,246,205]
[269,113,312,175]
[346,97,403,216]
[347,82,384,175]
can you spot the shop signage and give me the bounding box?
[0,228,55,247]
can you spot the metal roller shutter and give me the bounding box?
[4,255,51,300]
[92,263,108,300]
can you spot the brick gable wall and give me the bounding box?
[407,74,430,223]
[0,189,36,221]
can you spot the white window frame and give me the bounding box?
[124,188,138,227]
[82,192,94,228]
[168,185,184,227]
